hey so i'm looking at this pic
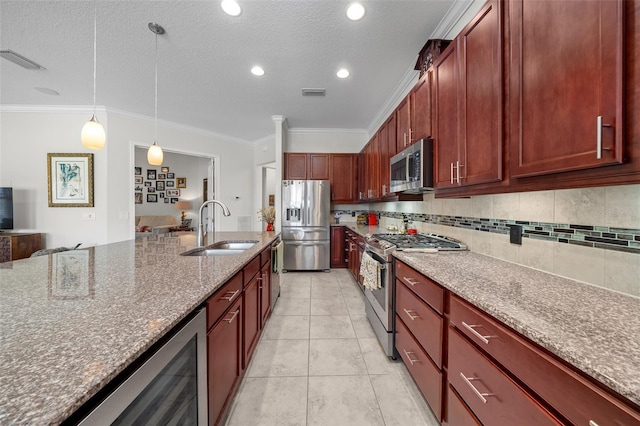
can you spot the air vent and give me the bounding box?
[0,49,45,70]
[302,88,326,97]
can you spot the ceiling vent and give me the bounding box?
[302,88,326,97]
[0,49,45,70]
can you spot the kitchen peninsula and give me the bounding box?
[0,231,279,424]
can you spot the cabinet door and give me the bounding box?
[379,123,390,197]
[329,154,356,202]
[308,154,330,180]
[433,44,460,188]
[259,262,271,327]
[243,276,260,368]
[387,112,398,157]
[208,296,242,426]
[459,0,502,186]
[509,0,623,177]
[330,226,346,268]
[410,71,432,141]
[284,153,308,180]
[396,97,411,152]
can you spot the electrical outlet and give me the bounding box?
[82,213,96,220]
[509,224,522,245]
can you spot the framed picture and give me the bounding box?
[166,180,175,188]
[47,153,94,207]
[167,173,175,179]
[156,181,165,191]
[269,194,275,206]
[167,189,180,197]
[171,197,179,203]
[134,185,142,192]
[147,194,158,203]
[177,177,187,188]
[164,198,170,204]
[161,166,170,173]
[158,173,166,180]
[203,178,208,203]
[135,192,143,204]
[159,192,165,198]
[134,176,143,184]
[48,249,95,300]
[147,170,156,180]
[135,167,142,176]
[145,181,151,187]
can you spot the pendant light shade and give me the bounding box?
[81,115,106,149]
[82,0,105,150]
[147,22,165,166]
[147,141,164,166]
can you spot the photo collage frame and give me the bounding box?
[134,166,186,204]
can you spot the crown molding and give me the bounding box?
[287,127,369,135]
[366,67,419,137]
[0,104,106,114]
[429,0,480,39]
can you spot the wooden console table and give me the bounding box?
[0,233,43,263]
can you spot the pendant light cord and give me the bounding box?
[154,31,158,143]
[92,0,97,116]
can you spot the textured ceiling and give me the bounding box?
[0,0,462,142]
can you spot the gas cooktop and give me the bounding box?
[366,233,467,256]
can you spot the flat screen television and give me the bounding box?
[0,187,14,230]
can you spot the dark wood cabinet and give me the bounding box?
[410,71,432,142]
[308,153,330,180]
[509,0,624,178]
[330,226,347,268]
[329,154,357,202]
[434,0,502,189]
[0,233,43,263]
[284,153,307,180]
[379,119,391,197]
[259,258,271,327]
[207,295,242,426]
[242,267,261,369]
[396,96,411,152]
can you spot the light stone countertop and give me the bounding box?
[338,224,640,408]
[0,231,279,425]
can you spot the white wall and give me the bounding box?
[0,109,257,247]
[286,129,368,153]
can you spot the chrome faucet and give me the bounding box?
[197,199,231,247]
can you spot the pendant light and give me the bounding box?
[147,22,164,166]
[81,0,106,150]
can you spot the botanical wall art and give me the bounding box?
[47,153,94,207]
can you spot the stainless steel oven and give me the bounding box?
[78,309,207,425]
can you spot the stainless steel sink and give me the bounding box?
[180,240,258,256]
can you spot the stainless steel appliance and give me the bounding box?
[78,309,207,424]
[282,180,330,271]
[363,233,466,357]
[271,238,283,310]
[390,138,434,193]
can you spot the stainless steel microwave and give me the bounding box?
[389,138,434,193]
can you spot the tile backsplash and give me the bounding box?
[334,184,640,297]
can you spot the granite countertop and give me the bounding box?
[0,231,279,425]
[394,250,640,408]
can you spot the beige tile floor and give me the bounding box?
[224,269,439,426]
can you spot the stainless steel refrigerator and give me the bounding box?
[282,180,330,271]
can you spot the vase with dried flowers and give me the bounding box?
[258,207,276,231]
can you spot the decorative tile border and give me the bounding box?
[332,209,640,254]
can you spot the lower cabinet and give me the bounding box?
[207,296,242,426]
[243,271,260,368]
[330,226,347,268]
[259,257,271,327]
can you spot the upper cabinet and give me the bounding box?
[434,0,503,189]
[284,153,308,180]
[308,154,330,180]
[508,0,624,177]
[284,153,358,203]
[396,97,412,153]
[410,70,433,143]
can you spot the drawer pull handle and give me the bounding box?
[462,321,493,344]
[221,289,239,302]
[460,373,493,404]
[403,308,419,321]
[403,277,419,286]
[589,422,600,426]
[223,309,240,324]
[403,349,419,365]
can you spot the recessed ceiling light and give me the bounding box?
[337,68,350,79]
[346,3,365,21]
[34,87,60,96]
[221,0,242,16]
[251,66,265,76]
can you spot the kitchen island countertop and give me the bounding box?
[0,231,279,425]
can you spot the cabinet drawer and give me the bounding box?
[207,271,243,330]
[445,386,481,426]
[395,315,443,420]
[396,280,443,368]
[449,295,640,425]
[243,255,261,286]
[260,246,271,267]
[395,261,444,314]
[448,328,561,426]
